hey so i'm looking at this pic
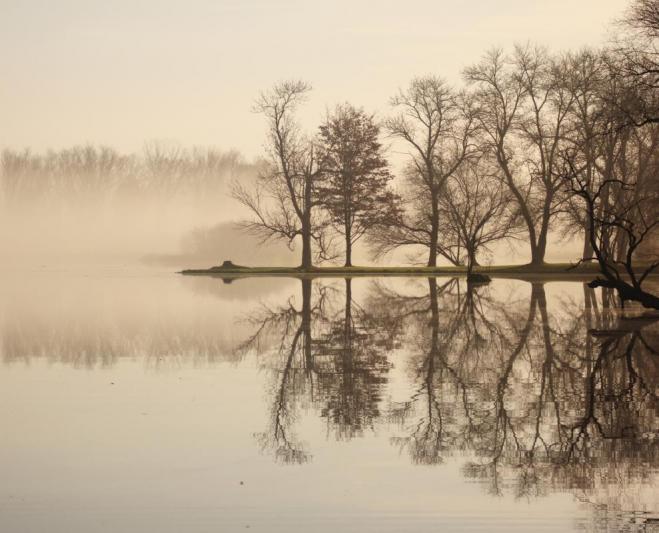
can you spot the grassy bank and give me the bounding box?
[179,261,627,280]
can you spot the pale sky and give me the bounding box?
[1,0,628,159]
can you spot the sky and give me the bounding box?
[1,0,628,159]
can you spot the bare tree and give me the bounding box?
[611,0,659,127]
[560,154,659,309]
[370,76,476,266]
[556,35,659,310]
[559,50,607,260]
[623,0,659,37]
[316,104,400,266]
[464,46,573,265]
[0,143,247,204]
[232,81,330,269]
[441,156,521,277]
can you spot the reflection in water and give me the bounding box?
[1,275,657,529]
[1,312,236,369]
[238,278,393,462]
[234,277,658,526]
[237,278,325,464]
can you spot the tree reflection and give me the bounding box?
[0,314,235,369]
[239,278,325,464]
[359,278,657,513]
[240,277,394,462]
[240,275,657,516]
[314,278,393,440]
[382,278,463,465]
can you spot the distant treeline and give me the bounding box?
[0,142,260,201]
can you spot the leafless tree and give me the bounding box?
[555,34,659,310]
[370,76,477,266]
[611,0,659,127]
[623,0,659,37]
[559,46,659,266]
[0,143,246,203]
[441,156,522,277]
[464,46,574,265]
[232,81,331,269]
[559,50,608,260]
[560,154,659,309]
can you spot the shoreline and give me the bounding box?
[179,262,651,281]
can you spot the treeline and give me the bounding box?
[0,142,258,202]
[235,0,658,279]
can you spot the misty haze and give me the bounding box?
[1,1,658,532]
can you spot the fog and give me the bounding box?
[0,144,302,270]
[0,142,583,271]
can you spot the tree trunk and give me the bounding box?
[301,204,313,270]
[530,185,553,267]
[538,213,549,264]
[614,230,629,263]
[530,242,545,266]
[344,227,352,267]
[597,182,611,256]
[497,150,541,267]
[345,278,352,323]
[427,239,438,267]
[530,220,548,266]
[582,224,593,260]
[301,228,312,270]
[467,248,477,276]
[301,176,314,270]
[428,201,439,267]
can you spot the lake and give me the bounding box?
[1,269,657,532]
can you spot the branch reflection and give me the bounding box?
[240,277,657,516]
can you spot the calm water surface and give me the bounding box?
[1,269,657,532]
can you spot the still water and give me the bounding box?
[0,269,657,532]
